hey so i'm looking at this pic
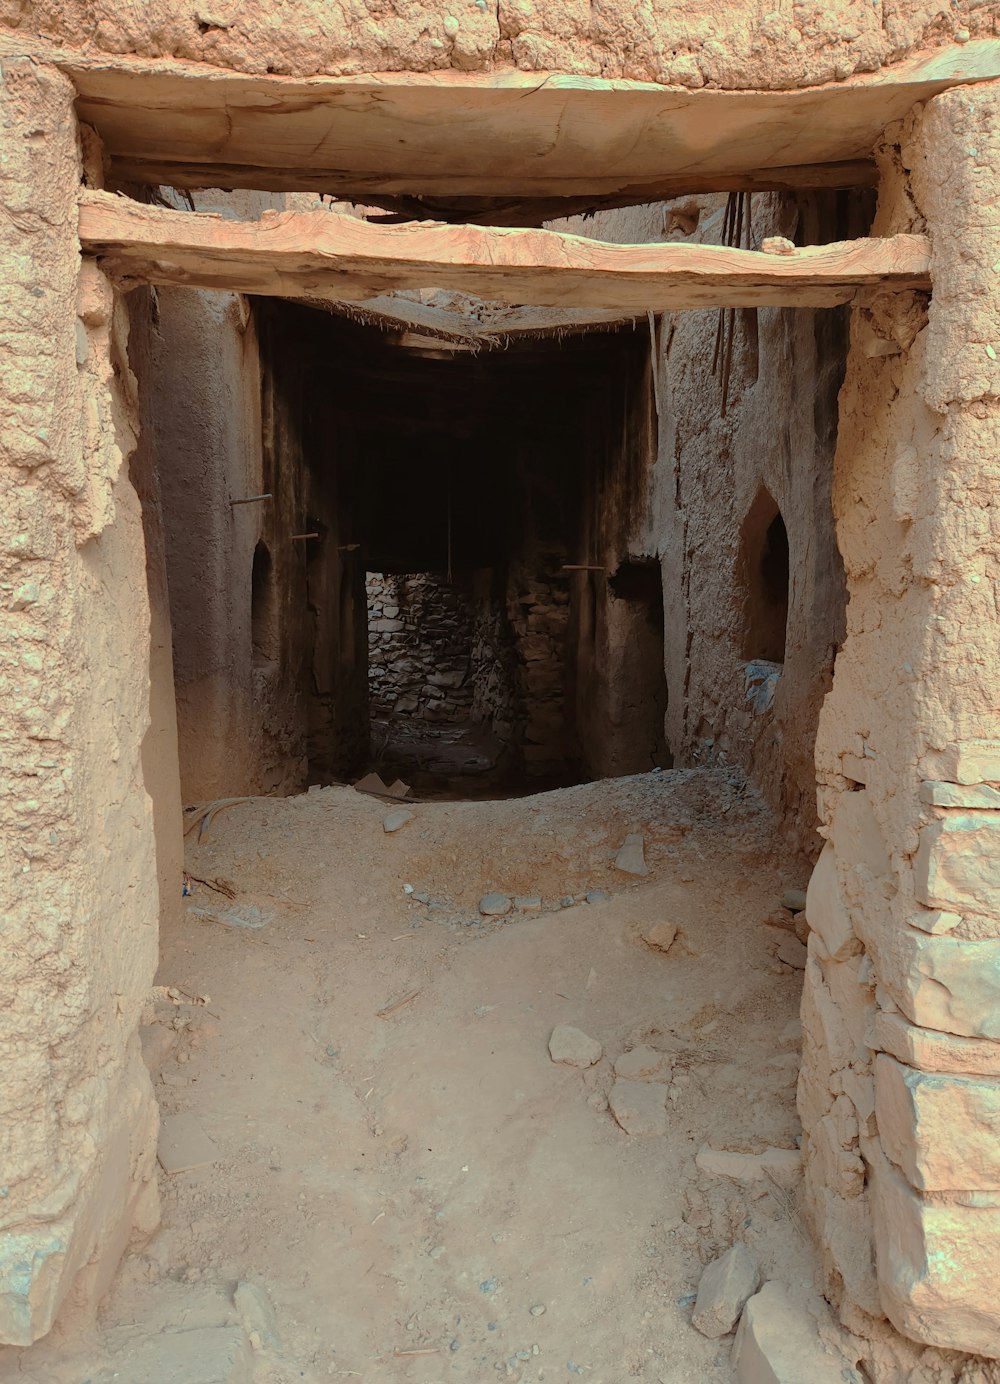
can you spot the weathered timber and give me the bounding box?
[78,192,931,311]
[62,41,1000,218]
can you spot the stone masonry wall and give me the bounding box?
[366,571,477,723]
[802,83,1000,1360]
[0,63,159,1343]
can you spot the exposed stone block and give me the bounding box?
[885,930,1000,1041]
[874,1010,1000,1077]
[809,1109,865,1199]
[907,908,960,935]
[800,949,852,1072]
[875,1053,1000,1192]
[731,1282,849,1383]
[805,843,859,962]
[924,740,1000,787]
[869,1143,1000,1357]
[920,780,1000,809]
[914,812,1000,913]
[692,1243,759,1338]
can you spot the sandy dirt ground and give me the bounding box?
[4,768,828,1384]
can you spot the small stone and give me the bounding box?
[614,1045,672,1082]
[608,1079,668,1135]
[549,1024,603,1068]
[585,890,610,904]
[761,235,796,255]
[614,833,649,876]
[450,1338,461,1352]
[781,888,807,913]
[529,1305,546,1316]
[383,809,414,833]
[691,1244,759,1338]
[515,896,542,912]
[641,921,677,953]
[480,893,512,917]
[560,895,575,908]
[480,1278,497,1294]
[776,936,808,969]
[234,1280,282,1352]
[412,890,431,905]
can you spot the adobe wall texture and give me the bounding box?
[0,60,159,1344]
[0,0,991,86]
[802,80,1000,1360]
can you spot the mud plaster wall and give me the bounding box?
[800,82,1000,1362]
[555,197,851,843]
[0,60,159,1344]
[1,0,991,86]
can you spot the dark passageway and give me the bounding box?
[246,302,670,797]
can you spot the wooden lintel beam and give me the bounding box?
[78,190,931,312]
[104,159,879,214]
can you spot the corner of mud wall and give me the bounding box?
[802,82,1000,1362]
[655,193,849,854]
[0,61,159,1344]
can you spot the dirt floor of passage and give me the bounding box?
[6,768,829,1384]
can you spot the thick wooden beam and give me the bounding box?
[64,42,1000,212]
[79,191,931,311]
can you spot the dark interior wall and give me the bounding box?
[567,335,669,779]
[254,300,370,782]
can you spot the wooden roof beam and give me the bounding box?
[78,190,931,312]
[63,41,1000,216]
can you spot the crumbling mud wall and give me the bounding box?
[0,0,988,86]
[803,83,1000,1360]
[0,61,159,1344]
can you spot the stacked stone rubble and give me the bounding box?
[802,84,1000,1360]
[366,571,476,722]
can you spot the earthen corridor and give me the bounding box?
[4,22,1000,1384]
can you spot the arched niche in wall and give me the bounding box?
[250,539,279,668]
[738,486,789,665]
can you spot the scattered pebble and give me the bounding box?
[529,1305,546,1317]
[776,935,808,969]
[781,888,807,913]
[560,895,575,908]
[641,920,677,953]
[515,895,542,912]
[480,1279,497,1294]
[383,809,414,833]
[585,890,610,904]
[479,893,512,917]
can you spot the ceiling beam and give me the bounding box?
[63,41,1000,216]
[79,191,930,311]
